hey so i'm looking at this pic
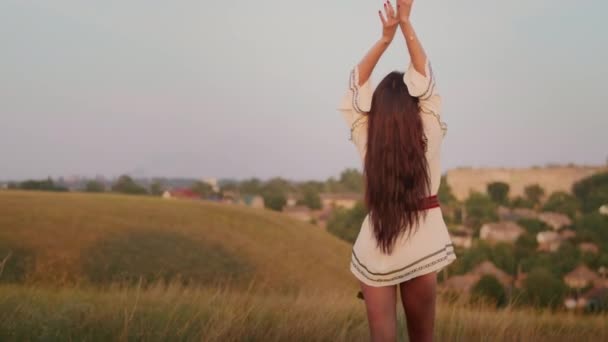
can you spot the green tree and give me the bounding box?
[264,193,287,211]
[339,168,364,193]
[517,218,550,235]
[260,178,291,211]
[464,192,498,231]
[573,172,608,213]
[84,180,105,193]
[297,189,322,210]
[191,181,214,198]
[520,268,567,308]
[524,184,545,206]
[149,181,164,196]
[574,213,608,251]
[438,175,457,204]
[111,175,148,195]
[487,182,510,205]
[510,196,535,209]
[542,191,580,219]
[471,275,507,307]
[239,178,263,195]
[327,202,367,243]
[514,234,538,261]
[19,178,68,192]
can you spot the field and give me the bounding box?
[0,191,606,341]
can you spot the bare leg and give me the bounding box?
[398,272,437,342]
[359,281,398,342]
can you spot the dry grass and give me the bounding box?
[0,282,606,341]
[0,190,606,341]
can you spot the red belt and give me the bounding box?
[420,195,440,210]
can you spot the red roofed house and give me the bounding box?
[162,189,200,200]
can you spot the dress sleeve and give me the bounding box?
[338,66,373,151]
[403,59,447,136]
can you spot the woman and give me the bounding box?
[338,1,456,341]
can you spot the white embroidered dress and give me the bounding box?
[338,59,456,287]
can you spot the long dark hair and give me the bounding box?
[364,71,431,254]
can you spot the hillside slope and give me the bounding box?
[0,191,357,292]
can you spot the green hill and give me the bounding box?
[0,191,356,293]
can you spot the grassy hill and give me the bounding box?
[2,190,607,341]
[0,191,357,293]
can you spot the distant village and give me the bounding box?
[2,165,608,311]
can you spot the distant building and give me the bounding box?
[579,242,600,255]
[560,229,577,240]
[480,222,525,244]
[241,194,265,209]
[443,261,513,293]
[222,190,239,203]
[319,193,362,210]
[538,212,572,230]
[564,265,600,289]
[283,206,313,222]
[284,194,298,208]
[162,189,200,200]
[536,231,562,252]
[202,178,220,193]
[449,227,473,249]
[470,261,513,289]
[497,206,538,221]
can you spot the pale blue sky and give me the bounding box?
[1,0,607,181]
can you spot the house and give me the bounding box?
[536,231,562,252]
[162,189,200,200]
[221,190,239,204]
[283,206,313,222]
[443,261,513,294]
[497,206,538,221]
[565,286,608,311]
[579,242,600,255]
[241,194,265,209]
[479,222,525,244]
[285,194,298,208]
[471,261,513,288]
[564,265,601,289]
[538,212,572,230]
[202,178,220,193]
[560,229,577,240]
[600,204,608,216]
[319,193,362,210]
[581,287,608,311]
[449,227,473,249]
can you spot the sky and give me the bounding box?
[1,0,607,181]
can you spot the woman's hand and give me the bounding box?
[398,0,413,24]
[379,1,399,44]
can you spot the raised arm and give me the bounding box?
[398,0,427,76]
[356,1,399,86]
[398,0,446,135]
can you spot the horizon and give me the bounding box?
[2,162,606,184]
[2,0,607,181]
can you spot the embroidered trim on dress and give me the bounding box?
[351,252,454,283]
[422,109,448,137]
[349,68,365,114]
[351,243,454,276]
